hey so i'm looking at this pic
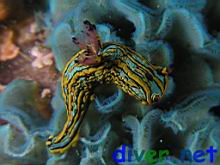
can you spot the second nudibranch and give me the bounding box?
[46,20,169,154]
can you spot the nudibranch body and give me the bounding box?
[46,21,169,154]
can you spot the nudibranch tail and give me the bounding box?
[83,20,102,51]
[46,86,92,154]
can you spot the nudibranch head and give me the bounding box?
[72,20,102,66]
[73,48,102,66]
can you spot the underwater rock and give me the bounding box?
[0,0,10,21]
[41,88,52,98]
[0,30,20,62]
[0,83,5,92]
[0,0,24,21]
[30,46,54,69]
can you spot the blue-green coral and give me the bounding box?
[1,0,220,164]
[45,0,220,163]
[0,80,49,164]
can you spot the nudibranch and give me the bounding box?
[46,20,169,154]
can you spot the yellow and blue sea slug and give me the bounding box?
[46,20,169,154]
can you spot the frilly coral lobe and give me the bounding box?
[0,80,49,164]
